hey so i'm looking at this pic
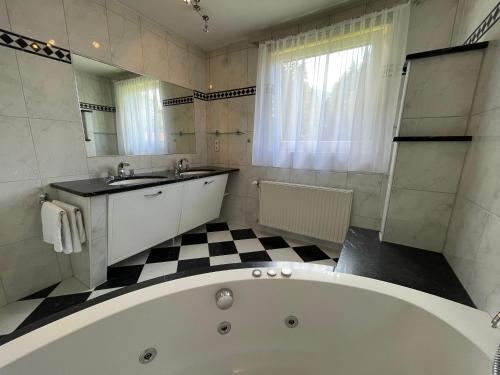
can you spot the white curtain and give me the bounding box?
[252,3,410,173]
[115,76,167,155]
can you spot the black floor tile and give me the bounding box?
[336,227,475,307]
[209,241,238,256]
[293,245,330,262]
[239,251,272,262]
[206,222,229,232]
[18,292,91,329]
[20,283,60,300]
[231,229,257,240]
[147,247,180,263]
[95,265,143,290]
[177,257,210,272]
[181,232,208,245]
[259,236,289,250]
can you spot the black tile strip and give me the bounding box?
[464,2,500,45]
[163,96,194,106]
[0,28,71,64]
[80,102,116,112]
[393,136,472,142]
[207,86,256,101]
[406,42,489,61]
[0,262,333,346]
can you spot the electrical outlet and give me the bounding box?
[214,138,220,152]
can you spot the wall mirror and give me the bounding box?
[72,55,196,157]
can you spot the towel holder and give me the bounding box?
[39,192,50,206]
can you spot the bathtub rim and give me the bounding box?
[0,262,498,368]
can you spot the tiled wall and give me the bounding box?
[443,1,500,313]
[0,0,208,306]
[381,50,484,252]
[208,0,463,230]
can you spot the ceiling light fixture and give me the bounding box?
[184,0,210,33]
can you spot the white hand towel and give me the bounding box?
[41,202,73,253]
[53,200,86,253]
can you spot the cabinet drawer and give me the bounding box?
[108,183,184,265]
[179,174,228,233]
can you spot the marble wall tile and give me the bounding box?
[289,169,316,185]
[220,194,245,225]
[467,108,500,137]
[207,100,228,133]
[472,42,500,114]
[209,54,228,91]
[458,137,500,211]
[330,4,364,23]
[227,134,250,166]
[406,0,458,55]
[0,0,10,30]
[444,196,488,261]
[0,179,42,247]
[399,117,468,136]
[6,0,69,48]
[207,134,228,165]
[30,119,88,178]
[0,50,26,117]
[90,195,107,240]
[392,142,468,193]
[167,40,189,88]
[0,116,38,182]
[0,236,61,302]
[227,49,247,89]
[347,173,383,219]
[384,188,455,252]
[314,171,348,188]
[403,50,483,118]
[105,0,139,24]
[227,96,248,133]
[0,280,6,307]
[452,0,499,44]
[247,47,258,86]
[298,16,331,33]
[56,253,73,280]
[244,196,259,226]
[107,9,143,73]
[189,51,207,92]
[247,96,256,132]
[64,0,112,63]
[265,167,291,183]
[141,26,169,83]
[350,215,381,231]
[17,52,80,122]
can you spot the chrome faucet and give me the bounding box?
[117,161,130,178]
[175,158,189,174]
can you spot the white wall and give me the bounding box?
[443,0,500,313]
[0,0,208,305]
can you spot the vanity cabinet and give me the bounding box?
[179,174,228,233]
[108,183,184,265]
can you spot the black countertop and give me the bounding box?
[50,166,239,197]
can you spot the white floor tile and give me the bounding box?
[267,248,303,262]
[87,288,122,300]
[228,223,247,230]
[0,299,43,335]
[178,243,209,260]
[209,254,241,266]
[234,238,265,253]
[111,249,150,267]
[49,277,91,297]
[138,262,178,282]
[207,231,233,243]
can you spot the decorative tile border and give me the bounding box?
[206,86,256,101]
[0,28,71,64]
[194,90,208,100]
[80,102,116,112]
[163,96,194,106]
[464,2,500,45]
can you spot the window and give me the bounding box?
[252,4,410,173]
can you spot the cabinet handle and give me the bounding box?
[144,191,162,198]
[204,180,215,185]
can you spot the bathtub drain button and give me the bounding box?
[281,268,292,277]
[267,269,277,277]
[217,321,232,335]
[139,348,157,364]
[252,269,262,278]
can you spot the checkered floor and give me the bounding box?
[0,223,340,337]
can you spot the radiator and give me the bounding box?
[258,181,353,243]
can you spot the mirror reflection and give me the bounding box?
[73,54,196,157]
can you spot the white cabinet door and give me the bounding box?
[179,174,228,233]
[108,183,184,265]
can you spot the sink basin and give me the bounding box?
[179,169,215,177]
[108,177,169,186]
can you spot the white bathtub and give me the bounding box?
[0,264,498,375]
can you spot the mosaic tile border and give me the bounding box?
[464,2,500,45]
[0,28,71,64]
[206,86,256,101]
[163,96,194,106]
[80,102,116,112]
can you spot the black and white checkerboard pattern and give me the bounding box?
[0,223,339,337]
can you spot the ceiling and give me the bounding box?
[120,0,350,51]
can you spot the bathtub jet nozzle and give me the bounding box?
[215,288,234,310]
